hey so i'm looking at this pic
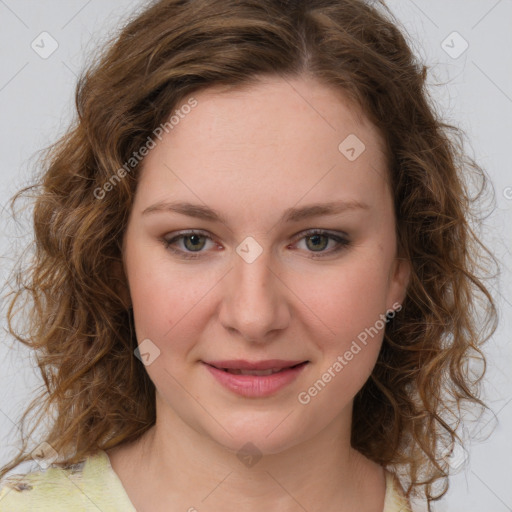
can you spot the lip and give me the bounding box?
[202,360,309,398]
[205,359,307,371]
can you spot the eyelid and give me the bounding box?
[289,228,349,245]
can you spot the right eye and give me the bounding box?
[161,230,218,259]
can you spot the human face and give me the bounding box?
[122,75,410,455]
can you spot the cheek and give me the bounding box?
[292,254,391,383]
[298,258,390,340]
[126,244,214,351]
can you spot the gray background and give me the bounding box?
[0,1,511,511]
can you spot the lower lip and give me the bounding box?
[203,362,309,398]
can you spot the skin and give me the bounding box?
[107,75,411,512]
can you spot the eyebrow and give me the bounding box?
[142,199,369,224]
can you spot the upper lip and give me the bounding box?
[204,359,308,371]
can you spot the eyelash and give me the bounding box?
[160,229,350,260]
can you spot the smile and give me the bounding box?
[202,360,309,398]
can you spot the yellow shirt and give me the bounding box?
[0,450,412,511]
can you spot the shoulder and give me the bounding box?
[383,469,413,512]
[0,450,135,512]
[0,459,88,511]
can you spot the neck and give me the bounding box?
[109,395,386,512]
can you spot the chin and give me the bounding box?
[198,411,311,459]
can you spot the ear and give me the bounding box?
[111,258,132,310]
[386,255,411,312]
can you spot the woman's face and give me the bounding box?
[122,75,410,455]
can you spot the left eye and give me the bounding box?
[293,230,349,254]
[161,229,350,259]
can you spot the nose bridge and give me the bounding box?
[219,236,289,341]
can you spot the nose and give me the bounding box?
[218,243,291,343]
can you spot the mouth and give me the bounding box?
[205,361,308,376]
[202,360,310,398]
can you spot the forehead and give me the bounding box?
[135,75,390,217]
[185,75,383,150]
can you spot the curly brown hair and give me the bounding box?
[1,0,498,507]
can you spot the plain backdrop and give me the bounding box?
[0,1,511,511]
